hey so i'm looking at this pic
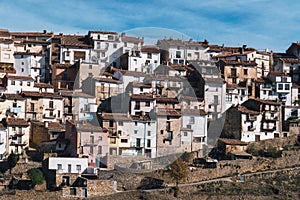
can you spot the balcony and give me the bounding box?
[10,107,21,114]
[10,141,27,146]
[43,114,56,119]
[247,126,255,131]
[130,142,144,148]
[13,131,25,137]
[248,115,257,121]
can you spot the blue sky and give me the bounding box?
[1,0,299,52]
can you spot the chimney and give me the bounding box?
[44,121,49,128]
[43,30,47,34]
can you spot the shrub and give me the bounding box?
[27,168,45,185]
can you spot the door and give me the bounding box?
[82,188,87,197]
[68,164,71,173]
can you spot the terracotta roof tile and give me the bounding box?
[156,97,179,103]
[11,32,53,37]
[100,113,131,121]
[218,138,248,145]
[74,121,105,132]
[34,82,54,88]
[1,93,25,100]
[220,59,257,66]
[5,74,35,81]
[21,91,62,99]
[93,77,121,84]
[88,30,118,35]
[131,93,154,100]
[60,35,92,48]
[156,108,181,117]
[280,58,300,64]
[121,35,143,43]
[141,45,160,53]
[238,105,260,115]
[14,52,44,56]
[59,90,94,98]
[6,118,29,127]
[0,39,13,44]
[182,109,206,115]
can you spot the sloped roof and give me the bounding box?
[218,138,248,145]
[6,118,29,127]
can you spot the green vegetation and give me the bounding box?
[27,168,45,185]
[246,144,282,158]
[169,158,188,186]
[7,152,19,174]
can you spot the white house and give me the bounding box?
[180,109,207,154]
[0,122,7,161]
[127,45,160,73]
[4,118,30,155]
[47,157,89,174]
[14,52,45,82]
[2,74,35,94]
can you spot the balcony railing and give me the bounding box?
[10,141,27,146]
[130,142,144,148]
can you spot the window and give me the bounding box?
[101,52,105,57]
[11,80,15,85]
[147,131,151,136]
[184,132,188,136]
[110,138,116,144]
[244,69,248,75]
[49,101,53,109]
[21,62,24,65]
[145,101,150,107]
[187,53,191,57]
[90,136,94,144]
[26,81,30,87]
[30,103,34,111]
[19,81,22,86]
[147,52,152,59]
[263,91,267,95]
[58,110,61,118]
[70,188,76,195]
[189,117,195,124]
[98,136,102,141]
[285,84,290,90]
[57,164,62,170]
[160,130,163,134]
[21,68,24,72]
[147,139,151,148]
[3,53,10,59]
[90,146,94,154]
[76,165,81,172]
[89,65,92,69]
[187,125,191,129]
[134,130,138,134]
[135,122,138,126]
[109,120,114,127]
[98,146,102,154]
[124,42,127,47]
[176,51,181,58]
[121,139,128,143]
[113,43,117,48]
[278,84,283,90]
[108,35,114,40]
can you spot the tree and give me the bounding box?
[7,152,19,174]
[27,168,45,186]
[169,158,189,186]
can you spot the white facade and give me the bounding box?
[14,53,45,82]
[48,157,88,174]
[3,75,36,94]
[118,120,157,158]
[0,127,7,160]
[225,85,248,110]
[128,47,160,73]
[180,111,207,152]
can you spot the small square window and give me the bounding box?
[184,132,188,136]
